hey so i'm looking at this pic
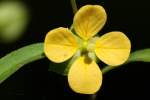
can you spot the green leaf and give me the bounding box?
[49,61,69,76]
[128,48,150,62]
[102,48,150,74]
[0,43,44,84]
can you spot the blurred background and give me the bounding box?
[0,0,150,99]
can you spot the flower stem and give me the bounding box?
[102,61,130,74]
[70,0,78,14]
[102,66,115,74]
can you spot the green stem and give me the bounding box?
[70,0,78,14]
[70,0,78,31]
[101,59,132,74]
[102,66,115,74]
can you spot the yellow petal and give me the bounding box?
[44,27,78,63]
[73,5,107,40]
[95,31,131,66]
[68,56,102,94]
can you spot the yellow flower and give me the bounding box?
[44,5,131,94]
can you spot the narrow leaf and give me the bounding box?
[0,43,44,84]
[102,48,150,74]
[49,61,69,76]
[128,48,150,62]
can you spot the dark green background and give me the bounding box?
[0,0,150,99]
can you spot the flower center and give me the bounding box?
[80,37,98,53]
[81,41,88,53]
[78,37,99,61]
